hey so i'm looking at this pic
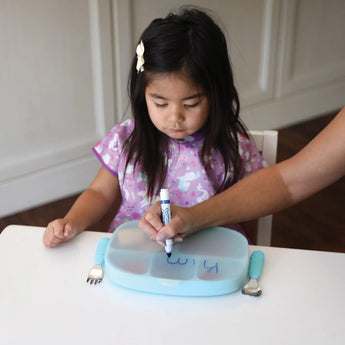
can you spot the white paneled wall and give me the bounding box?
[240,0,345,129]
[0,0,116,216]
[1,0,345,217]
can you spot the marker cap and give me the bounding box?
[160,188,170,201]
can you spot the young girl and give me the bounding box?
[43,7,266,248]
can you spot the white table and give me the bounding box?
[0,225,344,345]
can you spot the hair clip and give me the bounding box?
[136,40,145,73]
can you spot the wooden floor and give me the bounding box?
[1,111,344,253]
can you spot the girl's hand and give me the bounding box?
[43,219,78,248]
[139,201,198,246]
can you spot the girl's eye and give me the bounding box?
[155,103,168,108]
[184,102,199,108]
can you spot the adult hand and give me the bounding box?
[43,219,79,248]
[139,201,199,246]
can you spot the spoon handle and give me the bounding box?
[249,250,265,280]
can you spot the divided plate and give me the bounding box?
[104,221,249,296]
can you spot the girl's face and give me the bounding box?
[145,73,209,139]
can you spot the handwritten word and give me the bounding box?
[167,256,219,274]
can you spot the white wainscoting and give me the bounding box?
[1,0,345,217]
[250,0,345,130]
[0,0,116,217]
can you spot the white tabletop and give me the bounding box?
[0,225,344,345]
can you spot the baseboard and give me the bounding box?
[241,79,345,130]
[0,156,100,218]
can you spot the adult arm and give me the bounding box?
[140,107,345,242]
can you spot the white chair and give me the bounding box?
[249,130,278,246]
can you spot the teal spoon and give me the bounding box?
[242,250,265,296]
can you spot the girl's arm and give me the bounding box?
[43,166,121,247]
[141,107,345,242]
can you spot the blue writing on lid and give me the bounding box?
[167,255,220,274]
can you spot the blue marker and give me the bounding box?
[160,188,173,257]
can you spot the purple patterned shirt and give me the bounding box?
[93,119,266,234]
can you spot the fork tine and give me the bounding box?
[86,276,102,285]
[86,238,109,285]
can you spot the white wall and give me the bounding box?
[0,0,116,216]
[1,0,345,217]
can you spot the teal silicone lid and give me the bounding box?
[104,221,249,297]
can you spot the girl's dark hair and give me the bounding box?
[126,7,248,198]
